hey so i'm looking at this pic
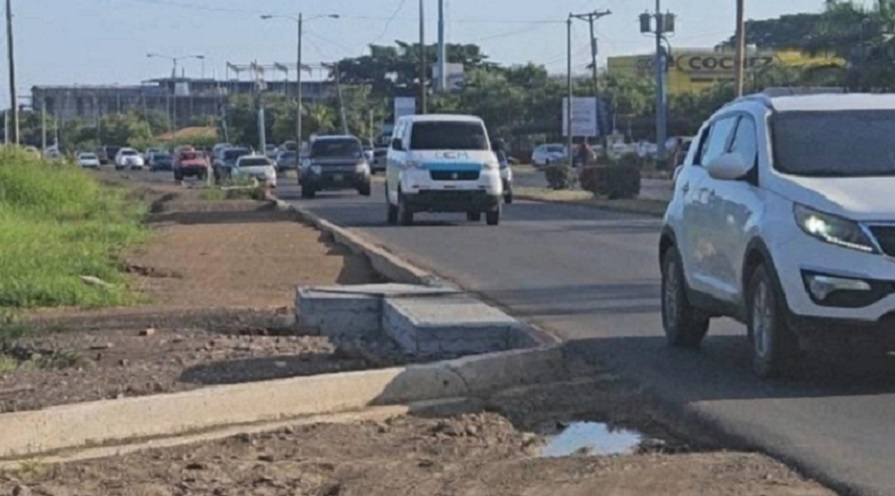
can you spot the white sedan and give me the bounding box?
[531,144,567,167]
[115,148,145,170]
[77,152,101,168]
[233,155,277,188]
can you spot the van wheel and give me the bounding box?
[486,206,500,226]
[747,264,800,378]
[398,193,413,226]
[661,246,709,348]
[358,180,372,197]
[387,202,399,225]
[467,212,482,222]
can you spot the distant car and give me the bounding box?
[77,152,101,168]
[213,147,252,183]
[104,146,123,165]
[264,144,279,160]
[149,152,174,172]
[143,147,166,162]
[371,133,392,174]
[233,155,277,187]
[173,150,209,181]
[95,148,110,165]
[532,144,567,167]
[280,140,298,152]
[299,135,371,199]
[274,150,298,173]
[115,148,145,170]
[363,145,374,164]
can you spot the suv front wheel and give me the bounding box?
[747,265,800,378]
[661,246,709,348]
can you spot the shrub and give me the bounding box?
[544,165,575,190]
[617,152,644,170]
[579,163,642,200]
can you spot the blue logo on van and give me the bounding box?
[423,162,481,171]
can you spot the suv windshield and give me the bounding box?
[239,157,271,167]
[772,110,895,177]
[311,139,362,158]
[410,122,488,150]
[546,145,565,153]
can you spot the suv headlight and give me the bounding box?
[793,204,877,254]
[356,161,370,173]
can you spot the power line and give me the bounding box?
[369,0,409,45]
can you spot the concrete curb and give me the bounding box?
[273,198,445,287]
[0,345,566,460]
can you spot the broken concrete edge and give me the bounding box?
[0,345,572,461]
[272,198,443,287]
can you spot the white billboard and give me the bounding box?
[394,97,416,119]
[562,97,598,138]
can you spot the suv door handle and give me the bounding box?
[681,182,690,194]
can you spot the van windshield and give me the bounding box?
[410,121,489,151]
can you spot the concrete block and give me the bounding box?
[383,295,519,355]
[297,287,381,339]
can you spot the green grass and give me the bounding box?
[0,147,147,311]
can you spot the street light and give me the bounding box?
[147,53,205,136]
[261,13,339,150]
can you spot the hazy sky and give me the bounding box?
[3,0,850,105]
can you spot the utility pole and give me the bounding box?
[419,0,427,114]
[437,0,446,92]
[570,10,612,150]
[733,0,746,97]
[334,64,348,135]
[297,13,303,146]
[641,3,674,169]
[6,0,18,145]
[566,15,573,167]
[40,97,46,152]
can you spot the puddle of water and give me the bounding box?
[540,422,643,458]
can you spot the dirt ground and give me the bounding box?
[0,381,833,496]
[1,172,390,413]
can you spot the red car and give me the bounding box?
[173,149,209,181]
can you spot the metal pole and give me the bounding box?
[655,0,668,169]
[566,16,573,167]
[335,64,348,135]
[297,13,303,147]
[437,0,446,92]
[587,16,602,152]
[6,0,18,145]
[41,96,46,151]
[734,0,746,97]
[419,0,427,114]
[172,59,178,138]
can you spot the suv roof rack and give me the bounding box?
[726,87,848,109]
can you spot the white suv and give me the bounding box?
[659,90,895,378]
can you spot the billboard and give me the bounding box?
[432,63,465,91]
[394,97,416,119]
[562,97,598,138]
[607,48,844,95]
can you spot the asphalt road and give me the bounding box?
[268,176,895,496]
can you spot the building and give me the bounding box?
[607,47,844,95]
[31,77,335,128]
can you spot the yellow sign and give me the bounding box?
[608,49,843,95]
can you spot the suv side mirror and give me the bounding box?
[707,152,751,181]
[391,138,403,151]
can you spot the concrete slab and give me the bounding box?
[296,284,459,339]
[383,295,519,355]
[296,288,380,339]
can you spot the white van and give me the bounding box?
[385,114,503,226]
